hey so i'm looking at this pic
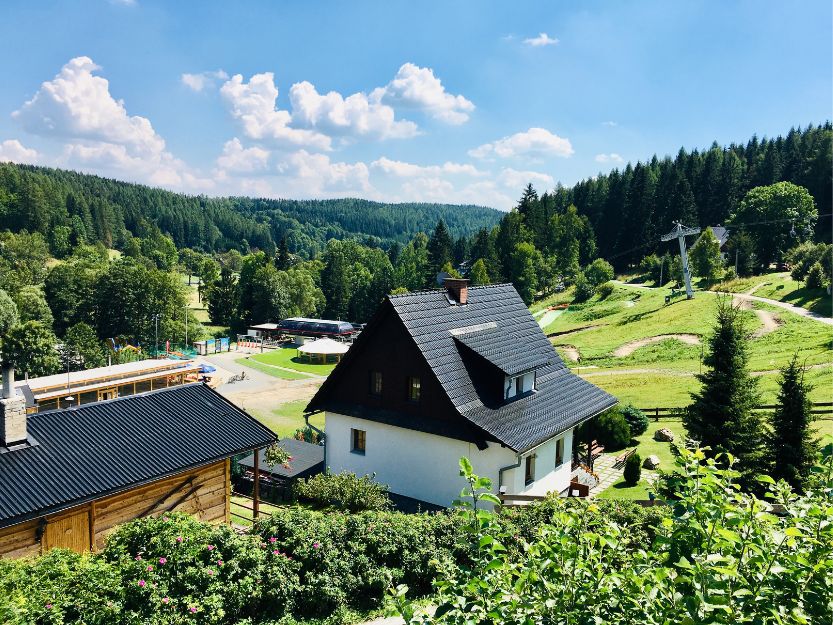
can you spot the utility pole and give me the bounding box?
[660,222,700,299]
[184,305,188,348]
[153,313,160,358]
[659,255,664,287]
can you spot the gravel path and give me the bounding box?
[537,308,563,328]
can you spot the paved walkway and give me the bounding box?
[587,454,622,496]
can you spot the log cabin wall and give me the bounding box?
[0,459,230,558]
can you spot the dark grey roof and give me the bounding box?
[387,284,616,451]
[0,383,276,529]
[711,226,729,247]
[311,284,617,453]
[238,438,324,478]
[452,322,553,376]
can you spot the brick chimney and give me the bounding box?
[1,365,27,447]
[444,278,469,305]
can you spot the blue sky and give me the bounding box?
[0,0,829,209]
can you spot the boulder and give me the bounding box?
[643,455,661,470]
[654,428,675,442]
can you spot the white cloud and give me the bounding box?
[0,139,39,164]
[289,81,418,140]
[370,156,484,178]
[109,0,136,6]
[469,127,574,159]
[220,73,332,151]
[276,150,373,196]
[372,63,474,125]
[215,138,270,174]
[13,56,166,157]
[523,33,559,47]
[181,69,229,92]
[595,153,624,164]
[602,120,617,127]
[498,167,554,190]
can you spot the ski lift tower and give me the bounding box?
[661,222,700,299]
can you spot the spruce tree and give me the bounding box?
[275,236,291,270]
[684,298,765,485]
[427,219,453,277]
[770,356,817,491]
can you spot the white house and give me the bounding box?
[306,279,617,507]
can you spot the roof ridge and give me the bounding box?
[387,283,514,299]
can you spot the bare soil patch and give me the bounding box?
[613,334,701,358]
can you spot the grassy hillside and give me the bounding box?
[542,282,833,407]
[710,272,831,317]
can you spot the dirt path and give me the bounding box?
[556,345,580,362]
[737,299,782,337]
[612,334,701,358]
[576,362,831,378]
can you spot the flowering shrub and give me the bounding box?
[291,470,393,512]
[102,513,299,623]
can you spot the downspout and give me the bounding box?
[304,410,326,468]
[498,453,522,496]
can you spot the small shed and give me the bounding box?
[237,438,324,481]
[296,337,350,364]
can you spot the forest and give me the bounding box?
[0,163,501,256]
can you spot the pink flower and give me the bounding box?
[217,560,223,566]
[138,580,146,587]
[207,544,214,551]
[45,604,52,609]
[135,555,142,561]
[146,565,153,572]
[272,549,279,555]
[269,537,277,544]
[189,606,197,614]
[162,597,170,605]
[158,557,167,565]
[176,536,184,543]
[313,542,320,549]
[207,569,214,576]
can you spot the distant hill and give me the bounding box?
[0,163,502,256]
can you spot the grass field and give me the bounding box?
[248,400,325,438]
[250,347,338,376]
[235,357,311,380]
[544,282,833,407]
[595,417,833,500]
[711,272,831,317]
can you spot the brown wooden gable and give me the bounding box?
[307,300,488,445]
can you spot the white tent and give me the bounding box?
[296,337,349,363]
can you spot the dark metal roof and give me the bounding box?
[0,383,276,529]
[311,284,616,453]
[238,438,324,478]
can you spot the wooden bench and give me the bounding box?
[614,448,636,468]
[589,441,605,461]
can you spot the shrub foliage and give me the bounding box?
[291,470,393,512]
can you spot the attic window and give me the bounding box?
[369,371,382,397]
[407,376,421,402]
[525,454,536,485]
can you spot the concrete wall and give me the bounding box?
[325,411,575,506]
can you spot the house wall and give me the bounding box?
[326,411,573,507]
[0,460,230,558]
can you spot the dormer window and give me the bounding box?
[505,371,536,401]
[515,376,523,396]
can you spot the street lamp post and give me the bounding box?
[153,313,160,358]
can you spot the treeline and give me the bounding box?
[529,123,831,267]
[0,163,501,257]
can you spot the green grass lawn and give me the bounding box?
[250,347,338,376]
[229,496,285,527]
[712,272,831,317]
[596,417,833,500]
[248,400,325,438]
[235,357,311,380]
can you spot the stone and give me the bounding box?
[643,455,660,469]
[654,428,674,442]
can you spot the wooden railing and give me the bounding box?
[638,402,833,420]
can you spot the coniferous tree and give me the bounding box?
[427,219,453,279]
[684,298,766,486]
[206,266,238,326]
[469,258,490,286]
[770,356,818,491]
[275,236,291,270]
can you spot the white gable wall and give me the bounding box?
[325,411,574,507]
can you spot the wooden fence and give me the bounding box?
[638,402,833,420]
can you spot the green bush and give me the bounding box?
[584,258,615,287]
[620,404,649,436]
[253,508,469,617]
[806,261,826,289]
[572,271,594,302]
[623,453,642,485]
[102,512,300,623]
[596,281,614,299]
[594,410,632,450]
[292,471,393,512]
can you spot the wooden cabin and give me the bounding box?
[0,375,275,558]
